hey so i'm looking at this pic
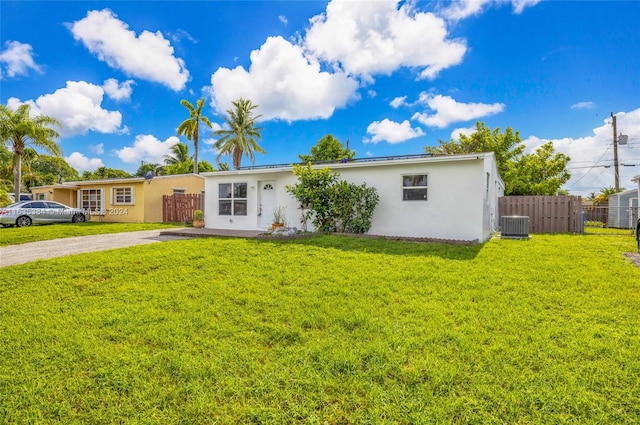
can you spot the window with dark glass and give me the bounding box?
[219,182,247,215]
[402,174,428,201]
[112,186,134,204]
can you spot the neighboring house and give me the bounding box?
[30,174,204,223]
[607,188,639,229]
[202,153,504,243]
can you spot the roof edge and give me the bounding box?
[32,173,205,188]
[201,153,494,177]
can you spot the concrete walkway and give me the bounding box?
[0,230,190,267]
[0,228,267,267]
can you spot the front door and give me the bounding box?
[260,181,276,229]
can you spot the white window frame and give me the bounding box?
[402,174,428,201]
[218,182,248,216]
[79,188,105,214]
[111,186,135,205]
[35,193,47,200]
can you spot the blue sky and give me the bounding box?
[1,0,639,196]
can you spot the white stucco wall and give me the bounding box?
[203,153,501,242]
[203,170,297,231]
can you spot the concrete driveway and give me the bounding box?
[0,230,190,267]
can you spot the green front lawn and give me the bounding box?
[1,234,639,423]
[0,222,183,246]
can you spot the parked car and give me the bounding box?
[0,201,87,227]
[7,193,32,202]
[636,218,640,252]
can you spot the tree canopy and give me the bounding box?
[298,134,356,163]
[214,98,265,169]
[81,167,131,180]
[505,142,571,196]
[425,122,570,196]
[27,154,79,187]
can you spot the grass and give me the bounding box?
[0,222,183,246]
[1,233,639,423]
[584,226,636,236]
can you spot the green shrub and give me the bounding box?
[0,187,11,207]
[287,164,379,233]
[331,180,379,233]
[585,220,605,228]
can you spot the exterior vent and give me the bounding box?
[501,216,530,238]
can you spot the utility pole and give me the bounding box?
[611,112,620,191]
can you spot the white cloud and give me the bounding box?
[450,126,477,140]
[523,107,640,196]
[89,143,104,155]
[367,90,377,98]
[411,93,504,128]
[365,119,425,144]
[571,101,595,110]
[441,0,490,21]
[390,96,407,108]
[6,81,125,137]
[169,29,197,44]
[511,0,542,14]
[279,15,288,25]
[209,122,223,133]
[442,0,541,21]
[304,0,466,80]
[102,78,134,101]
[114,134,180,164]
[208,36,359,121]
[65,152,104,172]
[68,9,189,91]
[0,40,42,78]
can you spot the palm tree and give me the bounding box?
[0,104,61,201]
[594,186,623,205]
[21,147,41,190]
[164,142,191,165]
[214,98,265,169]
[177,98,212,174]
[135,162,163,177]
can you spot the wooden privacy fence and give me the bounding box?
[499,196,583,234]
[163,194,201,222]
[583,204,608,224]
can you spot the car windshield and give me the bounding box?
[3,202,23,208]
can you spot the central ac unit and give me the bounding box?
[501,216,529,238]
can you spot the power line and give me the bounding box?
[566,144,613,188]
[568,163,640,169]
